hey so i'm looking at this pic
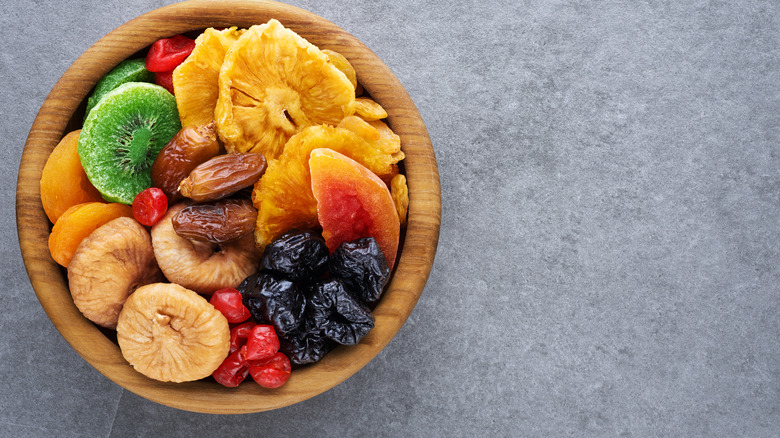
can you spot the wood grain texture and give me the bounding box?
[16,0,440,414]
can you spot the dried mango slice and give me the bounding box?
[215,19,355,159]
[173,27,245,128]
[252,124,403,250]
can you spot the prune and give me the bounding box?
[260,229,329,282]
[238,272,306,337]
[278,321,334,365]
[309,278,374,346]
[329,237,390,303]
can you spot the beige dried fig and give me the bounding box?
[117,283,230,382]
[151,202,259,295]
[68,217,163,329]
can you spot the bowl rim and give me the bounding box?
[16,0,440,414]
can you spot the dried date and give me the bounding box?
[179,153,267,202]
[172,199,257,243]
[150,122,221,202]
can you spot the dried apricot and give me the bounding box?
[40,130,105,223]
[48,202,133,267]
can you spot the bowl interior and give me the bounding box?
[16,0,440,414]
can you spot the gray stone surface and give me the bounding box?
[2,0,778,436]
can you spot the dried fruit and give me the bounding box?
[48,202,133,267]
[40,130,105,224]
[215,19,355,158]
[309,148,400,269]
[151,202,259,295]
[309,278,374,345]
[179,153,266,202]
[68,217,163,329]
[132,187,168,226]
[278,323,334,365]
[259,229,329,283]
[353,97,387,121]
[145,34,196,73]
[85,59,154,120]
[242,324,280,361]
[117,283,230,382]
[248,352,291,388]
[150,122,221,203]
[329,237,390,304]
[252,124,403,250]
[172,199,257,243]
[173,27,245,127]
[78,82,181,204]
[212,349,250,387]
[322,49,357,90]
[239,272,306,337]
[390,173,409,227]
[229,321,257,354]
[209,288,251,323]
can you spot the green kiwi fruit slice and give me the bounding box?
[84,59,154,120]
[79,82,181,204]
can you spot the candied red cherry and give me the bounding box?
[212,349,249,388]
[242,324,280,361]
[132,187,168,226]
[145,35,195,72]
[249,352,291,388]
[229,321,257,354]
[154,70,175,94]
[210,288,251,323]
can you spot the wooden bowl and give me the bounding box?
[16,0,440,414]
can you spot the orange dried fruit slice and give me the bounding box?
[310,148,400,269]
[48,202,133,267]
[353,97,387,121]
[390,174,409,228]
[215,19,355,159]
[322,49,357,90]
[173,27,245,127]
[40,130,105,223]
[252,124,403,250]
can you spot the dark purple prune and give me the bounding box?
[309,278,374,346]
[278,321,335,365]
[329,237,390,304]
[260,229,329,282]
[238,272,306,337]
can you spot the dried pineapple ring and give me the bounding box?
[215,19,355,159]
[252,124,404,250]
[173,27,245,128]
[353,97,388,121]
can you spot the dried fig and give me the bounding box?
[68,217,164,329]
[151,202,259,295]
[117,283,230,382]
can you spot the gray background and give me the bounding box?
[2,0,778,436]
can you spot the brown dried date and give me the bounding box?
[179,153,267,202]
[172,199,258,243]
[150,122,221,202]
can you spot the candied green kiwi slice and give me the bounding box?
[85,59,154,120]
[79,82,181,204]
